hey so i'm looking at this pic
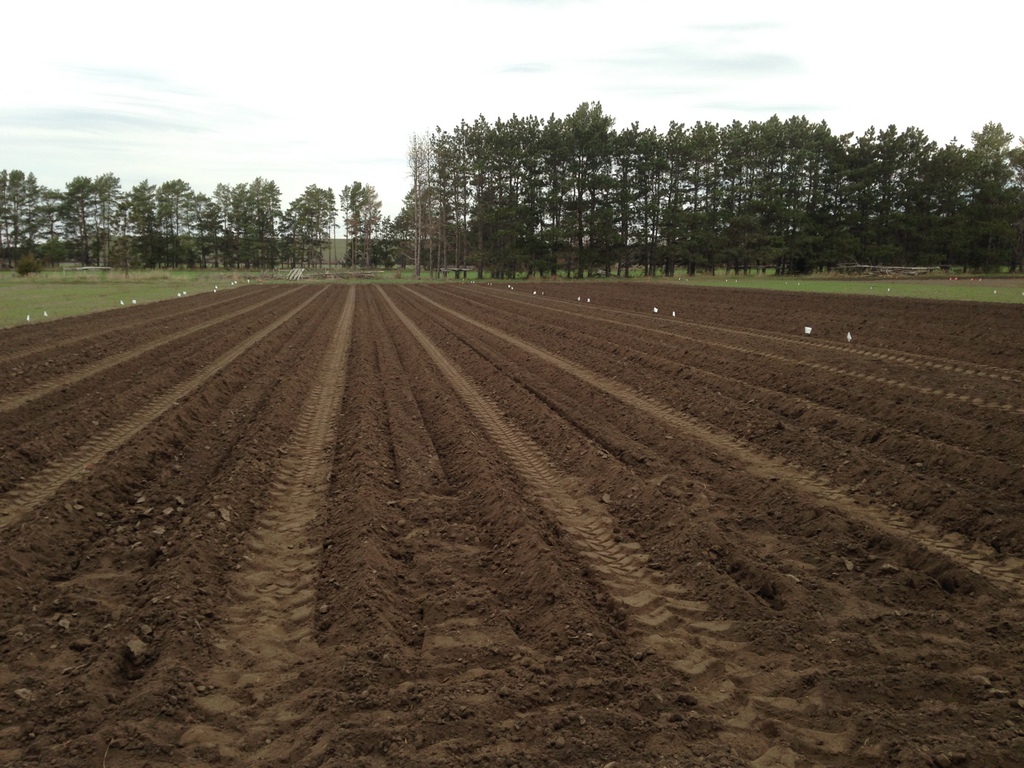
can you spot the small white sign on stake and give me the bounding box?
[804,326,812,335]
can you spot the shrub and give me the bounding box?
[15,255,42,276]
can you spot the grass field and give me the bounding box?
[0,269,249,329]
[3,267,1022,329]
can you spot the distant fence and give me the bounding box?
[835,263,946,276]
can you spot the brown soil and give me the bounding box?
[1,281,1022,767]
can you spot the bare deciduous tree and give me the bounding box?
[408,133,434,278]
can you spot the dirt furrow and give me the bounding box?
[584,328,1015,503]
[0,287,258,368]
[447,286,1024,413]
[510,280,1023,370]
[396,287,989,612]
[311,289,625,765]
[0,287,302,413]
[432,287,1024,505]
[390,285,1024,764]
[470,302,1023,528]
[3,281,1022,768]
[436,287,1024,472]
[378,286,843,766]
[0,288,324,529]
[0,287,341,766]
[405,287,1024,598]
[175,286,354,764]
[528,287,1024,384]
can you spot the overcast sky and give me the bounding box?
[4,0,1020,217]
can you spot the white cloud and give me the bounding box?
[2,0,1020,214]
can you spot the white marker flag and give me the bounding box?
[804,326,812,335]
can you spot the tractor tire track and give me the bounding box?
[377,286,848,765]
[0,287,258,368]
[0,287,325,530]
[444,286,1024,413]
[488,285,1024,384]
[404,287,1024,598]
[0,286,304,414]
[178,286,355,763]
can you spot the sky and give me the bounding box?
[4,0,1021,217]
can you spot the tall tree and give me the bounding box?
[965,122,1017,271]
[1010,139,1024,272]
[564,102,615,277]
[213,183,238,268]
[190,193,223,268]
[247,177,282,269]
[93,173,121,267]
[407,133,433,278]
[340,182,382,268]
[284,185,337,268]
[126,180,158,268]
[157,179,195,267]
[61,176,96,264]
[0,171,43,265]
[432,126,473,276]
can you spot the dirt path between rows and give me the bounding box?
[0,288,322,529]
[381,286,850,765]
[2,282,1022,767]
[403,287,1024,597]
[0,287,303,414]
[177,286,355,763]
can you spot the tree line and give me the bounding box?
[4,104,1022,277]
[0,173,398,272]
[401,104,1024,278]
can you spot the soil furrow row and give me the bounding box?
[0,286,303,413]
[311,289,583,764]
[502,281,1023,373]
[0,287,325,529]
[395,287,1008,765]
[437,286,1024,555]
[478,304,1022,525]
[0,287,259,368]
[443,286,1024,413]
[389,286,1024,765]
[405,287,1024,597]
[448,290,1018,513]
[378,286,842,766]
[176,286,354,764]
[3,282,1021,767]
[542,290,1024,384]
[399,287,997,626]
[0,287,340,766]
[600,332,1016,503]
[431,286,1024,474]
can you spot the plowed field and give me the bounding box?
[1,282,1023,767]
